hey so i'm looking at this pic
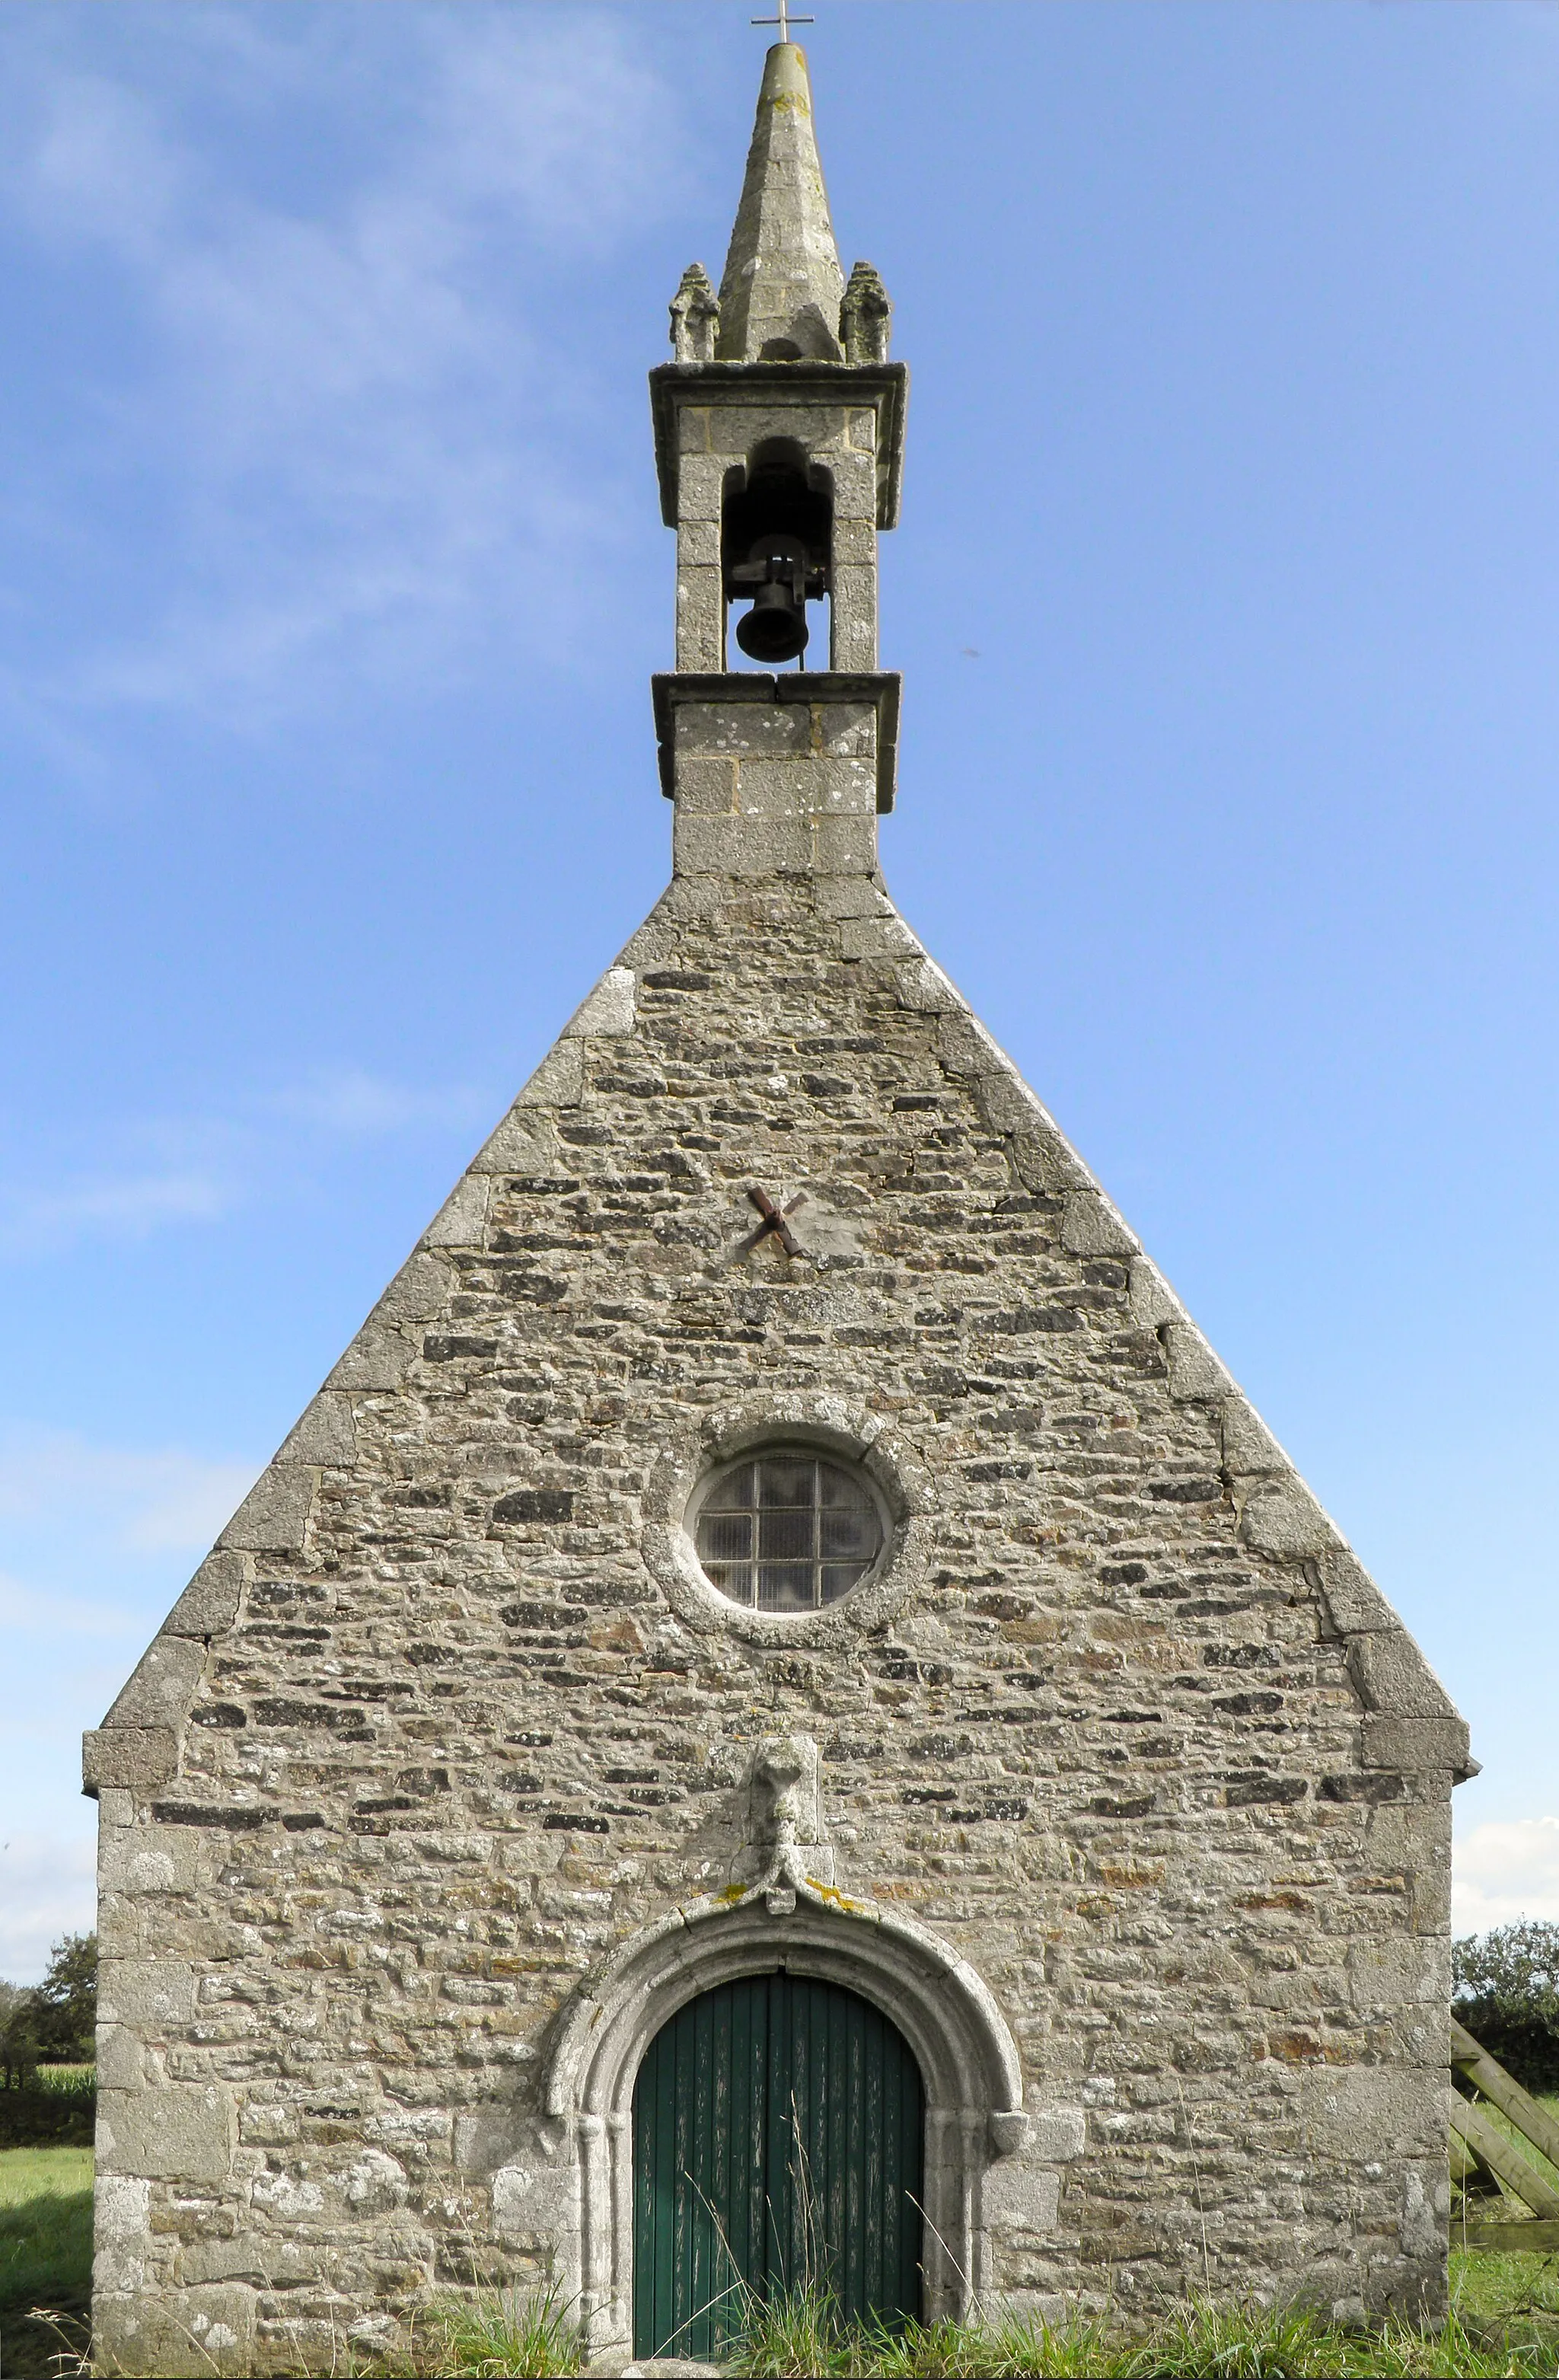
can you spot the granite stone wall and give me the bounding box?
[87,688,1464,2374]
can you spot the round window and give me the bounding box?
[692,1448,885,1613]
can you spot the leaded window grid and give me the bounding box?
[690,1447,887,1613]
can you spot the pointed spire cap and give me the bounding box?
[717,44,845,363]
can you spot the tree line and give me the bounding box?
[1455,1919,1559,2092]
[0,1932,97,2085]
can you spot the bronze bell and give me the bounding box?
[732,535,810,663]
[735,580,809,663]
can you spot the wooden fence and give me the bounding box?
[1452,2013,1559,2251]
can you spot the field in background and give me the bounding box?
[0,2146,92,2378]
[0,2063,96,2151]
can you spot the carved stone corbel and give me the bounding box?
[748,1734,832,1910]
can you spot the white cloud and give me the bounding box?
[1453,1816,1559,1935]
[0,1167,231,1252]
[0,1431,260,1557]
[0,1570,139,1641]
[0,7,689,732]
[0,1832,97,1986]
[266,1068,487,1136]
[0,1435,262,1888]
[0,1068,489,1254]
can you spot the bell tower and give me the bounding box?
[650,40,907,876]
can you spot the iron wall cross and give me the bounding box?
[747,1183,807,1257]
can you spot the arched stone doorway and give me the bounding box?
[632,1970,924,2360]
[534,1878,1028,2353]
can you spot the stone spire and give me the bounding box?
[716,43,845,363]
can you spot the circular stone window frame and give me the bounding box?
[643,1394,930,1648]
[687,1440,892,1619]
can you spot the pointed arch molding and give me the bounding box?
[528,1879,1028,2346]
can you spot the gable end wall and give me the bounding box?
[87,864,1462,2372]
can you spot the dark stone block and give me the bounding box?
[987,1305,1083,1335]
[151,1801,271,1830]
[1224,1773,1307,1807]
[253,1696,365,1725]
[1318,1772,1407,1804]
[493,1489,575,1523]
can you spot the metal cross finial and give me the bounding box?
[752,2,814,37]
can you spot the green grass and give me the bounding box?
[0,2147,92,2204]
[716,2284,1559,2378]
[1,2137,1555,2380]
[396,2274,1557,2380]
[414,2286,586,2377]
[0,2146,93,2378]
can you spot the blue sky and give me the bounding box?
[2,0,1557,1979]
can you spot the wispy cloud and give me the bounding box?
[0,1067,489,1254]
[0,7,690,737]
[0,1431,263,1892]
[1453,1815,1559,1934]
[0,1430,260,1555]
[266,1068,488,1137]
[2,1168,231,1251]
[0,1570,144,1641]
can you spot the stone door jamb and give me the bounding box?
[534,1881,1028,2351]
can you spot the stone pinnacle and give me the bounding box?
[717,43,845,363]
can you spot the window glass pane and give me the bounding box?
[818,1462,872,1509]
[697,1448,883,1613]
[703,1562,755,1604]
[702,1463,756,1514]
[757,1563,815,1612]
[758,1508,813,1560]
[757,1459,814,1509]
[819,1508,875,1560]
[698,1512,754,1564]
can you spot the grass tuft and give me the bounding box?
[725,2281,855,2376]
[416,2283,586,2378]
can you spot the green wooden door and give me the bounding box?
[632,1971,924,2361]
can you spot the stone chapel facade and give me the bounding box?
[88,43,1471,2375]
